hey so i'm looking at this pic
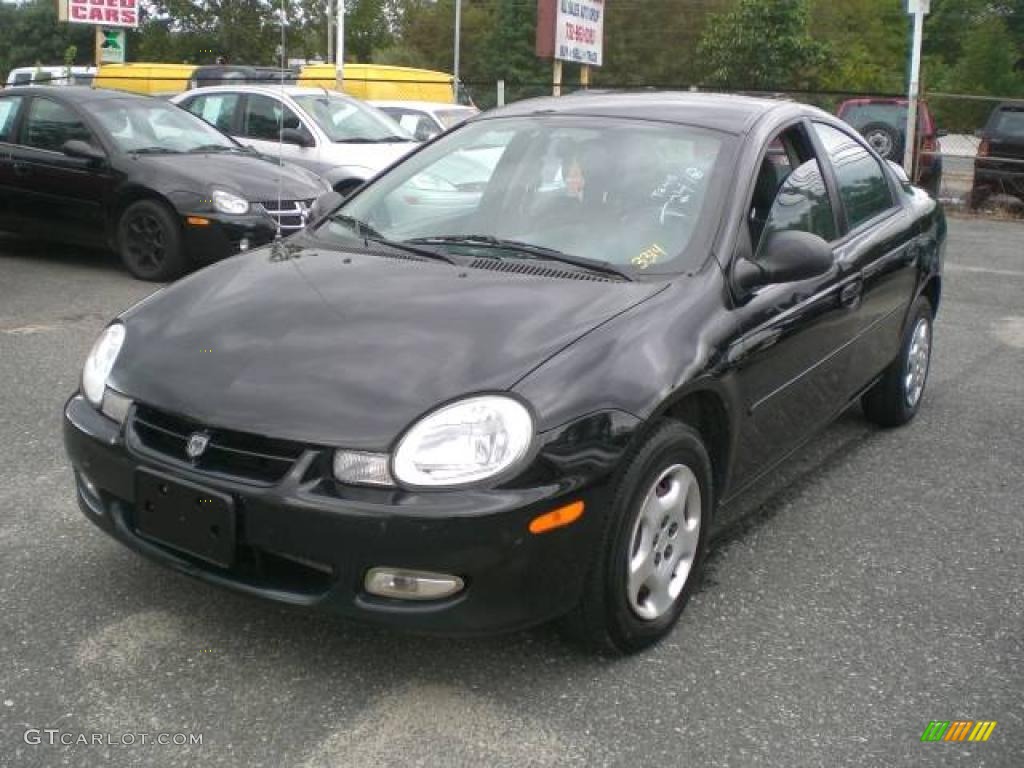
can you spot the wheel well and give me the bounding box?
[921,276,941,313]
[109,189,180,241]
[661,390,731,498]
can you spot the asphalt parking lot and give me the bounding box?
[1,217,1021,767]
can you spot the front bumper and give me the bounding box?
[63,394,609,636]
[181,212,279,266]
[972,163,1024,200]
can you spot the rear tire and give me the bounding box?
[117,199,186,282]
[862,297,933,428]
[563,421,712,655]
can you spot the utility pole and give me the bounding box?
[327,0,333,63]
[904,0,929,177]
[453,0,462,95]
[335,0,345,90]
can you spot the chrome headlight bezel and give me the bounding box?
[391,394,536,489]
[82,323,125,407]
[211,188,250,215]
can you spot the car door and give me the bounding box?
[812,122,918,396]
[0,94,26,230]
[8,95,111,245]
[239,93,317,161]
[725,121,865,489]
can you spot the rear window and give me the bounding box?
[991,108,1024,138]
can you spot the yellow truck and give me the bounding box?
[92,62,465,104]
[300,64,461,104]
[93,63,197,96]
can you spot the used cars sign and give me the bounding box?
[62,0,139,28]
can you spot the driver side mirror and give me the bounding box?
[280,128,313,148]
[734,230,835,294]
[308,189,345,224]
[62,139,105,164]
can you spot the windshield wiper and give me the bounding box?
[329,214,458,265]
[408,235,632,281]
[187,144,249,154]
[128,147,182,155]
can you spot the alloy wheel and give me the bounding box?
[626,464,702,621]
[124,213,167,272]
[905,317,931,408]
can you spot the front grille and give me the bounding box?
[130,404,307,485]
[258,198,315,232]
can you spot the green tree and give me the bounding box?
[0,0,94,81]
[698,0,832,90]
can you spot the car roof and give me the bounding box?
[0,85,140,103]
[179,84,350,99]
[481,91,804,134]
[371,100,476,112]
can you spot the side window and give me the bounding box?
[0,96,24,143]
[186,93,241,134]
[24,98,93,152]
[243,95,309,142]
[751,128,836,255]
[814,123,894,230]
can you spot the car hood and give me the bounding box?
[318,141,419,173]
[136,152,325,201]
[111,239,664,449]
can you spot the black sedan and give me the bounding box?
[63,93,945,653]
[0,86,329,280]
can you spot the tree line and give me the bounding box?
[2,0,1022,112]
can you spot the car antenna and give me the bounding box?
[274,0,287,241]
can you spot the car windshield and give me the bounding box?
[291,94,412,142]
[991,108,1024,138]
[317,115,731,275]
[83,98,238,153]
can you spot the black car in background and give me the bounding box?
[970,101,1024,209]
[0,87,329,280]
[64,93,945,653]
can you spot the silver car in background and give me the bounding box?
[172,85,420,195]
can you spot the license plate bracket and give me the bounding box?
[134,470,236,568]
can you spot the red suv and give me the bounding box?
[836,98,943,196]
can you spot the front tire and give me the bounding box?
[117,200,186,281]
[862,297,934,427]
[565,421,712,655]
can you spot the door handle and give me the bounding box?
[13,162,30,177]
[839,279,863,309]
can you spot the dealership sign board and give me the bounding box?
[536,0,605,67]
[59,0,139,28]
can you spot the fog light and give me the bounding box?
[77,471,103,515]
[364,568,464,601]
[238,238,250,252]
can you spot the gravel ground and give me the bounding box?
[0,217,1021,767]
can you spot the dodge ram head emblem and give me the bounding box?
[185,432,210,460]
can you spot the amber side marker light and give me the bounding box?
[529,501,585,534]
[186,216,211,227]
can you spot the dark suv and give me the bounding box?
[970,101,1024,209]
[837,98,943,196]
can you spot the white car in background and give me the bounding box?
[371,100,479,141]
[172,85,420,195]
[5,66,96,87]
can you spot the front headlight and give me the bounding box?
[212,188,249,215]
[392,395,534,488]
[82,323,125,407]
